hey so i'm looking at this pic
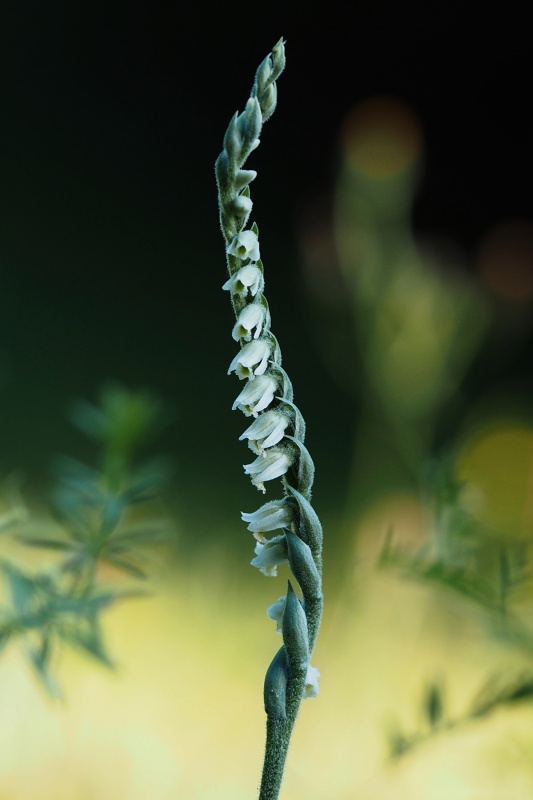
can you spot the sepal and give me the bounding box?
[284,530,321,603]
[264,646,287,719]
[285,485,323,558]
[282,581,309,670]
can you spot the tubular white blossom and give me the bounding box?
[266,595,286,632]
[232,374,277,417]
[239,409,289,453]
[243,448,292,493]
[232,303,265,342]
[228,338,271,380]
[303,665,321,699]
[226,229,260,262]
[251,534,288,577]
[241,499,294,540]
[222,264,264,299]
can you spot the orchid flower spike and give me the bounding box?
[216,38,324,800]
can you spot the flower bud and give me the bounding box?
[223,111,242,161]
[264,647,287,719]
[282,581,309,670]
[236,97,262,154]
[234,169,257,192]
[232,194,253,217]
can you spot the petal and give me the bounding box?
[303,665,321,699]
[266,596,286,632]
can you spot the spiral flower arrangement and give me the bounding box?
[215,39,324,800]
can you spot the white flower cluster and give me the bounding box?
[217,39,321,709]
[223,227,294,494]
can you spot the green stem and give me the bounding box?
[259,666,307,800]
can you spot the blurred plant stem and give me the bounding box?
[331,99,489,528]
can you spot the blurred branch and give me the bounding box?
[0,384,175,697]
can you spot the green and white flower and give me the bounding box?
[239,409,289,453]
[226,229,260,262]
[232,303,266,342]
[243,448,292,492]
[232,374,277,417]
[222,264,264,299]
[228,338,271,380]
[251,535,288,577]
[241,499,293,540]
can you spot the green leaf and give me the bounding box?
[67,399,108,439]
[26,638,62,698]
[58,622,113,667]
[18,537,73,551]
[3,563,38,616]
[0,621,15,652]
[0,507,27,535]
[52,591,119,616]
[99,495,124,538]
[110,525,174,546]
[103,555,148,579]
[425,683,443,728]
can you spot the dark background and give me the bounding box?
[0,2,530,533]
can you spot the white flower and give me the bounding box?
[232,303,265,342]
[241,499,293,541]
[228,339,271,380]
[222,265,264,299]
[233,195,253,216]
[243,448,291,493]
[226,229,260,262]
[266,595,286,632]
[304,665,320,699]
[239,410,289,453]
[232,374,277,417]
[250,534,288,576]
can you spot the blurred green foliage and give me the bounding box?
[0,384,174,697]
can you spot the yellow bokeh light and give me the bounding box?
[341,97,423,179]
[457,421,533,540]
